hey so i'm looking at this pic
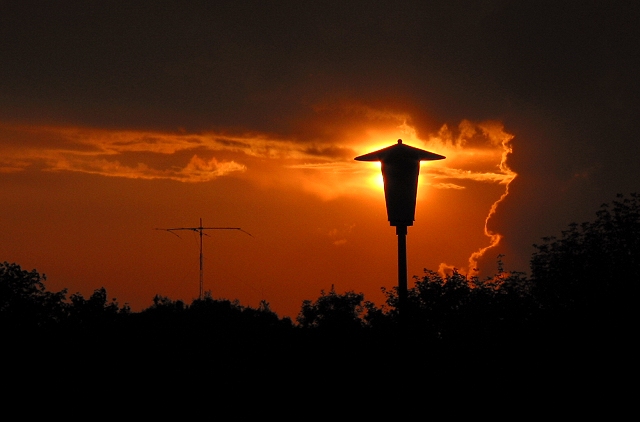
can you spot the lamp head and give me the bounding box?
[355,140,445,226]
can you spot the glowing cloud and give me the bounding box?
[466,134,516,276]
[427,120,517,276]
[0,123,346,182]
[320,224,356,246]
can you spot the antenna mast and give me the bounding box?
[155,218,252,301]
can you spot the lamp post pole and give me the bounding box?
[396,225,408,315]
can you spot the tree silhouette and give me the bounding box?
[297,285,371,333]
[530,193,639,340]
[380,261,535,347]
[65,287,129,337]
[0,261,67,333]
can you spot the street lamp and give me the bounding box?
[355,139,445,317]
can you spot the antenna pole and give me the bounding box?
[155,218,253,301]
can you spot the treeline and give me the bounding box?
[2,193,638,372]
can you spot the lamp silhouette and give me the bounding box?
[355,139,445,317]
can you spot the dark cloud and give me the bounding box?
[302,145,355,160]
[214,138,252,149]
[0,124,101,151]
[4,1,635,127]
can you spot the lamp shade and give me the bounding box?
[355,139,445,226]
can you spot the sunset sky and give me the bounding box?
[2,1,639,319]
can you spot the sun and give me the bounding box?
[373,171,384,191]
[358,161,385,193]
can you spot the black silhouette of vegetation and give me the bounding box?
[3,193,637,377]
[530,193,639,341]
[297,285,372,332]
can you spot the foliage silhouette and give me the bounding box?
[65,287,130,335]
[0,261,67,334]
[2,193,637,376]
[297,285,369,331]
[373,259,538,352]
[530,192,639,342]
[129,291,295,357]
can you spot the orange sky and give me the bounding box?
[0,115,516,318]
[2,1,639,319]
